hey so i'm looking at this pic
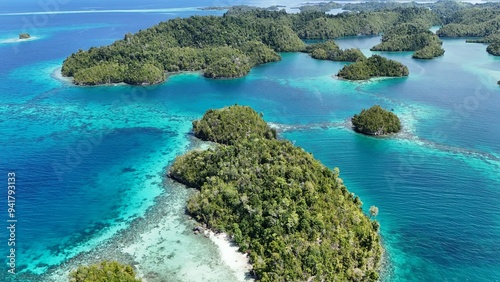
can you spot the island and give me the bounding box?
[61,6,443,86]
[169,105,382,281]
[305,40,365,62]
[69,261,141,282]
[487,43,500,56]
[371,23,445,59]
[351,105,401,136]
[293,1,341,13]
[337,55,409,80]
[19,33,30,39]
[192,105,276,145]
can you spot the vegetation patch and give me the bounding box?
[337,55,409,80]
[351,105,401,136]
[305,40,365,62]
[487,42,500,56]
[69,261,141,282]
[192,105,276,145]
[371,23,445,59]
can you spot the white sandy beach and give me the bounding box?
[206,230,253,282]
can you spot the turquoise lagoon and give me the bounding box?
[0,1,499,281]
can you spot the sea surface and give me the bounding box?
[0,1,499,281]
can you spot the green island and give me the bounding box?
[293,1,341,13]
[192,105,276,145]
[371,23,445,59]
[337,55,409,80]
[169,105,382,281]
[68,261,141,282]
[351,105,401,136]
[305,40,365,62]
[487,42,500,56]
[62,6,443,85]
[19,33,30,39]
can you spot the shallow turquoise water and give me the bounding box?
[0,2,499,281]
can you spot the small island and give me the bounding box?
[19,33,31,39]
[371,23,445,59]
[351,105,401,136]
[337,55,409,80]
[305,40,365,62]
[192,105,276,145]
[487,43,500,56]
[69,261,141,282]
[169,105,382,281]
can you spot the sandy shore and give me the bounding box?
[206,230,253,282]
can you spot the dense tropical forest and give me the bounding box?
[192,105,276,145]
[62,5,443,85]
[305,41,365,62]
[371,23,445,59]
[337,55,409,80]
[68,261,141,282]
[169,106,382,281]
[61,1,500,85]
[351,105,402,136]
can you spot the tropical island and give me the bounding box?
[19,33,30,39]
[337,55,409,80]
[371,23,445,59]
[62,6,442,86]
[305,40,365,62]
[169,105,382,281]
[69,261,141,282]
[487,43,500,56]
[351,105,401,136]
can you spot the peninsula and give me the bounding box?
[169,105,382,281]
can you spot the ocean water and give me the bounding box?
[1,1,499,281]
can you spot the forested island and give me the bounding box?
[169,105,382,281]
[352,105,401,136]
[305,41,365,62]
[62,6,443,85]
[371,23,445,59]
[69,261,141,282]
[337,55,409,80]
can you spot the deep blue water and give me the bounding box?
[1,1,499,281]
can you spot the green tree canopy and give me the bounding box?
[351,105,401,135]
[337,55,409,80]
[192,105,276,145]
[371,23,445,59]
[305,40,366,62]
[68,261,141,282]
